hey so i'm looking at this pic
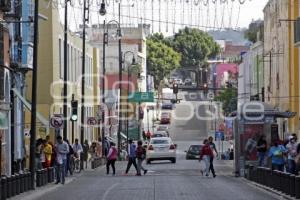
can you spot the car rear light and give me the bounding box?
[148,145,154,150]
[170,144,175,150]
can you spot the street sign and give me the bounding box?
[208,92,214,100]
[215,131,225,141]
[87,117,97,126]
[128,92,154,102]
[50,114,64,129]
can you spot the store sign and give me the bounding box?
[0,111,8,130]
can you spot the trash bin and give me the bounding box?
[1,176,7,200]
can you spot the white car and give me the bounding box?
[156,125,170,136]
[146,137,177,164]
[174,79,183,85]
[152,131,169,138]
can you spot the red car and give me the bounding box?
[160,112,171,124]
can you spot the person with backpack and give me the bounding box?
[136,140,148,176]
[125,139,138,175]
[106,142,118,175]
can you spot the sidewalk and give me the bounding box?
[11,164,106,200]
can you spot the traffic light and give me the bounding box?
[173,84,178,94]
[70,100,78,121]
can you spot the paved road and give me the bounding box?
[15,91,279,200]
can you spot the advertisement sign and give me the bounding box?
[240,124,264,161]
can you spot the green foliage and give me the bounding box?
[214,88,237,116]
[146,39,181,88]
[171,27,221,68]
[244,21,264,43]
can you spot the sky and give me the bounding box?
[55,0,270,35]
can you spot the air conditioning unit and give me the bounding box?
[294,18,300,46]
[0,0,11,12]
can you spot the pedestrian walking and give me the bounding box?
[200,139,215,177]
[208,136,217,177]
[64,139,74,176]
[136,140,148,176]
[55,136,69,184]
[256,135,267,167]
[35,139,43,170]
[104,137,111,157]
[268,140,287,172]
[43,139,52,168]
[125,139,138,175]
[83,140,89,169]
[106,142,118,175]
[96,137,103,157]
[286,135,298,174]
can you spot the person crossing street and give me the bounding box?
[136,140,148,176]
[208,136,217,178]
[125,139,138,175]
[200,139,215,177]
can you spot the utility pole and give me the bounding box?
[63,0,69,140]
[30,0,39,189]
[118,2,122,156]
[102,20,106,157]
[81,0,89,147]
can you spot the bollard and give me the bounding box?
[48,168,52,183]
[6,176,12,198]
[248,165,253,181]
[36,170,41,187]
[26,172,31,191]
[44,169,48,185]
[272,170,279,191]
[295,176,300,199]
[11,175,16,197]
[290,174,296,197]
[1,176,7,200]
[91,160,94,169]
[41,169,46,186]
[15,174,20,195]
[20,173,24,193]
[284,173,291,195]
[24,172,28,192]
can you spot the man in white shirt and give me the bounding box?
[73,138,83,159]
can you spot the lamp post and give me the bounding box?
[122,51,136,150]
[101,17,121,155]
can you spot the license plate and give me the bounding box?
[195,155,200,158]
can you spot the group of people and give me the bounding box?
[36,136,89,184]
[199,136,218,178]
[106,139,148,176]
[257,134,300,175]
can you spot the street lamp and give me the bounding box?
[122,51,137,149]
[101,16,122,156]
[99,0,106,16]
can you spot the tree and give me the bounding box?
[146,39,181,88]
[214,88,237,116]
[171,27,221,68]
[244,20,264,43]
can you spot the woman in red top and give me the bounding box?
[106,143,118,175]
[200,139,214,177]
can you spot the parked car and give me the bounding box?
[146,137,177,164]
[162,102,173,110]
[184,78,192,86]
[152,131,168,138]
[174,79,183,85]
[160,112,171,124]
[185,145,203,160]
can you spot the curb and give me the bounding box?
[10,165,107,200]
[242,178,294,200]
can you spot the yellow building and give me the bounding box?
[25,0,100,143]
[288,0,300,136]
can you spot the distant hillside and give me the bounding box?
[208,29,250,46]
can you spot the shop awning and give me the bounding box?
[11,88,49,127]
